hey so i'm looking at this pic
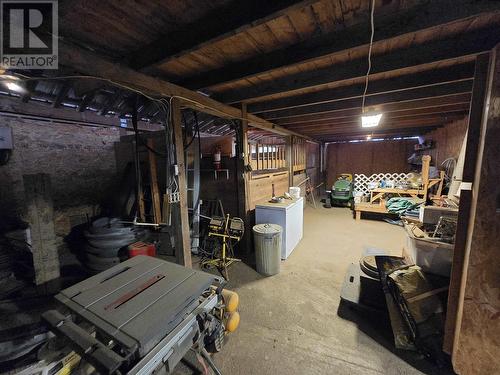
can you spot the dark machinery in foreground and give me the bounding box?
[42,256,239,374]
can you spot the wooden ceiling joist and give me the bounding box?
[321,128,435,142]
[292,117,466,136]
[272,93,472,125]
[216,26,497,104]
[129,0,319,71]
[178,1,500,91]
[261,80,472,121]
[283,103,469,129]
[284,111,468,130]
[248,63,475,114]
[57,41,310,139]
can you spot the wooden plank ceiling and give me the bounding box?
[9,0,500,141]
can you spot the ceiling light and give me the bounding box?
[362,113,382,128]
[5,81,25,93]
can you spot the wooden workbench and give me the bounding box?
[354,155,444,220]
[354,202,388,220]
[369,187,425,203]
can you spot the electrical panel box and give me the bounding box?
[0,127,13,149]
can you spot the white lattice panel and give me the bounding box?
[354,173,411,195]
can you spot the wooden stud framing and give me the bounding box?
[147,138,162,224]
[237,103,251,255]
[171,98,192,268]
[58,41,310,139]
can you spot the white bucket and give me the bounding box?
[289,186,301,199]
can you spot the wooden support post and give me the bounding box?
[236,103,252,256]
[147,138,162,224]
[171,98,192,268]
[435,171,445,198]
[286,136,293,187]
[444,52,491,355]
[255,143,260,169]
[421,154,431,200]
[355,210,361,221]
[23,173,60,285]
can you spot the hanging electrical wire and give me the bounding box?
[361,0,376,114]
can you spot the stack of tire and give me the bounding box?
[83,218,142,273]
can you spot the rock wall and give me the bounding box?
[0,115,121,236]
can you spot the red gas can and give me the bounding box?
[128,241,156,258]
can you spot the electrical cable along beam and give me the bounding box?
[247,63,475,114]
[260,80,473,121]
[274,103,471,127]
[283,112,469,131]
[271,93,472,125]
[57,41,312,140]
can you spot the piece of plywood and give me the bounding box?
[444,53,490,355]
[248,171,289,210]
[452,47,500,374]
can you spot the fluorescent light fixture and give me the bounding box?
[5,81,25,93]
[361,113,382,128]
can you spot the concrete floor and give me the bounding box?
[190,206,448,375]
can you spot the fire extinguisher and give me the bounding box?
[213,146,222,170]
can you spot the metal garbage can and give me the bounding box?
[253,223,282,276]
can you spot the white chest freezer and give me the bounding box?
[255,197,303,259]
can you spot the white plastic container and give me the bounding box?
[289,186,300,199]
[404,224,454,277]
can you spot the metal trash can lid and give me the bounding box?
[253,223,282,234]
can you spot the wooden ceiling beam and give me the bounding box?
[284,111,468,130]
[57,41,309,139]
[299,119,453,135]
[319,128,436,142]
[216,27,497,104]
[314,123,444,139]
[273,93,471,125]
[129,0,319,71]
[263,81,472,121]
[179,1,500,91]
[249,63,475,114]
[277,103,470,126]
